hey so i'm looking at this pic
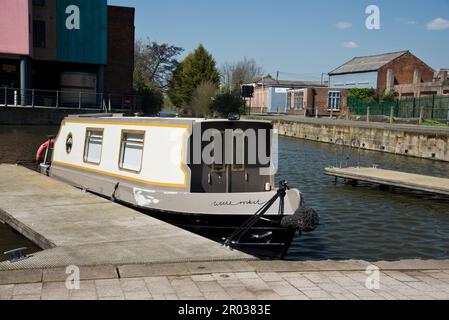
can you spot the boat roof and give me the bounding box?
[66,114,272,125]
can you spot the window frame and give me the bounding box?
[118,130,146,174]
[294,92,304,110]
[328,91,341,112]
[83,128,104,166]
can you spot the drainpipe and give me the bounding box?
[98,65,105,94]
[20,57,29,106]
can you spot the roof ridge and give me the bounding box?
[329,50,411,75]
[352,50,409,60]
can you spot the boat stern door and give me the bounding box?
[189,121,274,194]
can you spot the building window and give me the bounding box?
[33,0,46,6]
[84,129,104,165]
[119,131,145,173]
[328,91,341,111]
[294,92,304,110]
[287,92,293,110]
[33,20,46,48]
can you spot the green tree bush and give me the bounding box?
[210,92,244,117]
[348,88,377,102]
[168,44,220,109]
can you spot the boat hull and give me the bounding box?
[128,205,298,259]
[49,163,303,259]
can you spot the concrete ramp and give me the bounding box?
[0,165,252,270]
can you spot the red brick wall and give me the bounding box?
[103,6,135,96]
[286,88,348,117]
[377,52,434,93]
[313,88,349,117]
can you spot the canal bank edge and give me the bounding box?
[245,116,449,163]
[3,259,449,285]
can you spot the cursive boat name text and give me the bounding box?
[212,200,266,207]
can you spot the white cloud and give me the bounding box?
[335,21,352,30]
[427,17,449,30]
[341,41,359,49]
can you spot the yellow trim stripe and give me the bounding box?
[53,161,188,188]
[65,120,190,129]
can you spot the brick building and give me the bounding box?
[0,0,135,102]
[287,88,349,117]
[245,78,327,114]
[104,5,135,97]
[329,51,435,93]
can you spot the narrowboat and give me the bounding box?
[36,114,319,259]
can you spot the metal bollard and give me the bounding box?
[419,106,425,125]
[390,106,395,124]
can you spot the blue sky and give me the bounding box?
[109,0,449,81]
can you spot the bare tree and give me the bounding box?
[220,58,263,93]
[134,39,184,90]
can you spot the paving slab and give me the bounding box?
[0,269,42,285]
[42,265,118,282]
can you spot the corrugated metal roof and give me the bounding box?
[329,51,409,75]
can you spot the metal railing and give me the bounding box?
[0,87,140,112]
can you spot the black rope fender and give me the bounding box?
[280,206,320,232]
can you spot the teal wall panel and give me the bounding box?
[57,0,107,65]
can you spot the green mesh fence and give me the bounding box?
[348,95,449,120]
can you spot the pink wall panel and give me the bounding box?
[0,0,31,55]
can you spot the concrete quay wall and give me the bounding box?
[247,116,449,162]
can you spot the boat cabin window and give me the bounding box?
[83,129,104,165]
[119,131,145,173]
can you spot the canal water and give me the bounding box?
[0,125,448,262]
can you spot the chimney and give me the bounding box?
[437,69,448,83]
[386,69,394,91]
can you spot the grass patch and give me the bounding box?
[421,119,448,127]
